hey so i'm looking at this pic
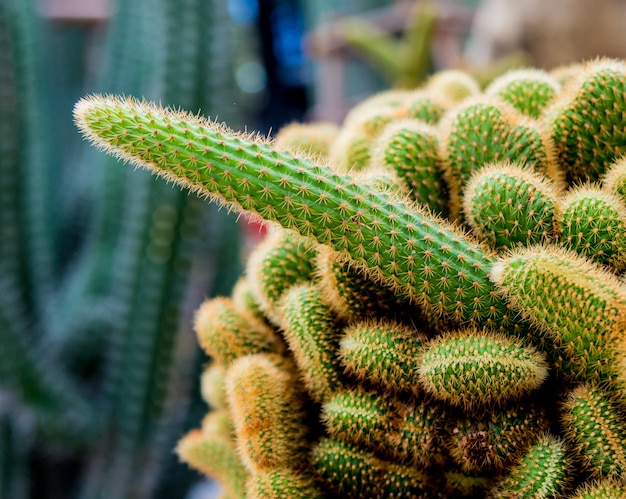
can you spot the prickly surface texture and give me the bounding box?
[311,437,435,499]
[561,384,626,478]
[75,61,626,496]
[486,69,560,118]
[176,412,248,499]
[316,246,416,323]
[417,328,549,409]
[275,122,339,159]
[491,246,626,383]
[426,69,480,102]
[372,119,447,215]
[246,228,318,325]
[568,478,626,498]
[225,354,309,473]
[403,91,449,124]
[200,363,228,409]
[440,98,553,219]
[558,186,626,269]
[247,469,324,499]
[194,296,283,365]
[338,319,427,396]
[446,403,549,473]
[322,387,446,467]
[74,95,520,332]
[549,59,626,184]
[489,434,570,499]
[603,157,626,201]
[463,162,560,249]
[279,283,344,402]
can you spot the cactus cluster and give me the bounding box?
[75,59,626,497]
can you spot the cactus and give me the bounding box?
[485,69,561,118]
[490,246,626,384]
[225,354,310,473]
[561,384,626,478]
[489,433,570,499]
[246,229,319,325]
[311,437,435,498]
[568,478,626,498]
[194,296,284,365]
[463,162,560,250]
[74,59,626,497]
[279,283,345,402]
[549,59,626,184]
[557,185,626,269]
[247,469,324,499]
[417,328,549,409]
[371,119,447,214]
[175,411,249,498]
[446,403,549,473]
[440,97,555,219]
[338,318,428,395]
[75,94,527,333]
[322,387,446,467]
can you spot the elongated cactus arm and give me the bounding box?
[74,95,519,331]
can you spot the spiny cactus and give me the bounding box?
[485,69,561,118]
[75,94,526,334]
[549,59,626,184]
[561,384,626,478]
[463,162,560,250]
[557,185,626,269]
[75,60,626,497]
[417,328,549,409]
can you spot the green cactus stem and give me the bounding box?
[247,469,324,499]
[490,246,626,384]
[446,403,549,473]
[561,384,626,478]
[316,246,418,324]
[567,478,626,499]
[321,387,446,467]
[74,95,525,332]
[557,185,626,270]
[193,296,284,365]
[463,162,560,250]
[311,437,435,499]
[279,283,344,403]
[485,69,561,118]
[225,354,310,473]
[246,228,318,325]
[440,97,556,219]
[371,119,447,215]
[548,59,626,184]
[489,433,570,499]
[417,328,549,409]
[176,411,248,498]
[338,318,428,396]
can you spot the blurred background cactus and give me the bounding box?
[0,0,261,497]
